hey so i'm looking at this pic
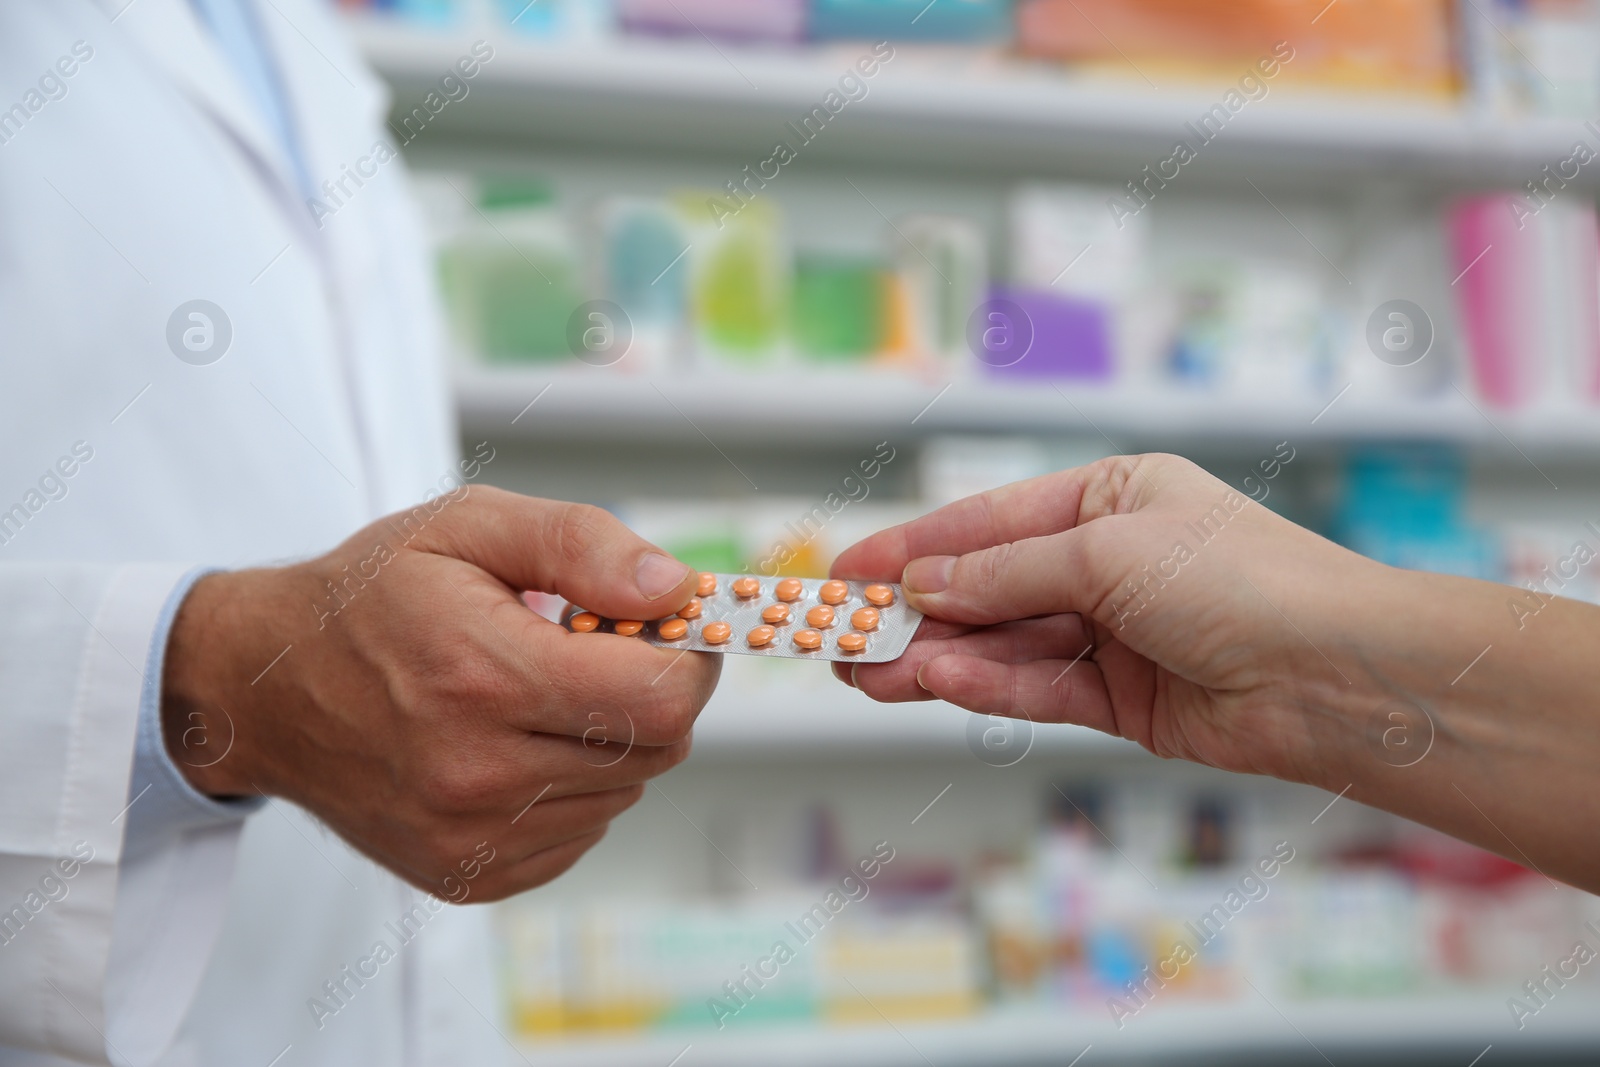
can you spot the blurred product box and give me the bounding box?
[1014,0,1460,96]
[497,779,1599,1042]
[792,255,893,361]
[1449,195,1600,409]
[615,0,807,42]
[809,0,1012,42]
[1463,0,1600,114]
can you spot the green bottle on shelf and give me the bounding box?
[440,178,584,364]
[675,194,786,365]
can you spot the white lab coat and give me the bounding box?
[0,2,506,1065]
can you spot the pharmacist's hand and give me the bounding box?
[831,454,1383,786]
[162,487,718,902]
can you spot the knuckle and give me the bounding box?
[967,543,1015,603]
[613,782,648,810]
[417,760,502,816]
[554,502,613,569]
[632,689,698,745]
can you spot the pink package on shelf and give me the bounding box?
[615,0,807,42]
[1449,195,1537,408]
[1449,195,1600,408]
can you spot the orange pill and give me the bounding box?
[658,618,689,640]
[678,598,703,620]
[864,584,895,607]
[614,620,644,636]
[793,628,822,651]
[819,579,849,605]
[805,605,835,628]
[775,577,803,602]
[570,611,601,633]
[837,631,868,654]
[703,621,732,645]
[762,603,790,625]
[747,624,776,648]
[733,576,761,599]
[850,607,880,632]
[697,572,718,597]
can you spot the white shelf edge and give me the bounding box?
[508,994,1600,1066]
[350,16,1596,182]
[454,366,1600,451]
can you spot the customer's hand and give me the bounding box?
[836,454,1600,893]
[162,486,718,902]
[831,454,1386,787]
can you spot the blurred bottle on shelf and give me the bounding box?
[438,178,585,363]
[673,192,790,366]
[890,214,988,372]
[594,196,692,371]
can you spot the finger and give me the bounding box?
[511,734,693,800]
[900,522,1138,627]
[850,614,1091,704]
[498,783,643,864]
[418,486,699,619]
[442,575,720,744]
[396,787,641,899]
[482,826,612,900]
[830,457,1150,582]
[527,629,721,746]
[915,653,1120,734]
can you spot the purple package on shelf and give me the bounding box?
[616,0,807,42]
[976,286,1113,380]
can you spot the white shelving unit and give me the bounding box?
[455,365,1600,453]
[352,18,1600,1066]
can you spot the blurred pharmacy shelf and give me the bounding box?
[689,662,1139,757]
[455,367,1600,454]
[351,19,1595,189]
[510,995,1600,1067]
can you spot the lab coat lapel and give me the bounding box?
[89,0,307,217]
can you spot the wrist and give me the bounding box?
[1302,562,1541,792]
[161,570,275,798]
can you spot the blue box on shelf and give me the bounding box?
[809,0,1012,42]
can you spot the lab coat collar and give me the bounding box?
[90,0,309,219]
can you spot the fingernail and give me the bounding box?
[915,663,930,691]
[636,552,691,600]
[903,556,955,596]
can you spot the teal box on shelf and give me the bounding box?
[808,0,1012,41]
[1333,447,1500,582]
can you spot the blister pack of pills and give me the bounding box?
[562,573,923,663]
